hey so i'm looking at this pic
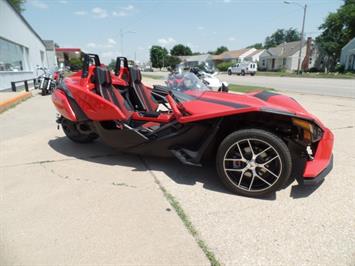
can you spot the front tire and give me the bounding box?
[62,118,98,143]
[228,70,232,75]
[216,129,292,197]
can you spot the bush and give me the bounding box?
[308,67,319,73]
[335,64,345,73]
[69,57,83,71]
[216,61,234,71]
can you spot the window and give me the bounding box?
[283,58,287,66]
[262,60,265,66]
[0,38,28,71]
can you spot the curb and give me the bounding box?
[0,91,32,113]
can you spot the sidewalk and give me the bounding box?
[0,88,34,113]
[0,95,209,265]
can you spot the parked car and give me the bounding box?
[228,62,257,76]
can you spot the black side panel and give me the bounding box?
[92,122,148,149]
[254,91,279,101]
[57,83,88,121]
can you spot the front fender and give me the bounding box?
[51,89,77,122]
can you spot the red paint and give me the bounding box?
[51,89,77,121]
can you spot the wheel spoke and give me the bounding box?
[238,170,245,187]
[224,158,244,162]
[261,155,279,166]
[247,139,255,157]
[255,173,272,186]
[248,175,256,190]
[262,166,280,178]
[236,142,245,160]
[225,168,244,172]
[255,146,272,158]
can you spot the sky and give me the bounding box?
[22,0,343,64]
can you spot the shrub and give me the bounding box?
[69,57,83,71]
[216,61,234,71]
[335,64,345,73]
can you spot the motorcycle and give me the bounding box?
[36,66,56,96]
[190,66,229,92]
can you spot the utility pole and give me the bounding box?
[284,1,307,75]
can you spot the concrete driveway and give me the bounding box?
[144,92,355,265]
[1,88,354,265]
[0,93,208,265]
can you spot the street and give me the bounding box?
[219,74,355,98]
[144,71,355,98]
[1,87,354,265]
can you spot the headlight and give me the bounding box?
[292,118,323,143]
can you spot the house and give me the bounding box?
[340,38,355,71]
[212,48,258,64]
[179,54,213,68]
[258,38,316,72]
[0,0,52,90]
[243,49,264,63]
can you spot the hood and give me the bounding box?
[197,90,323,126]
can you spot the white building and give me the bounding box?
[340,38,355,71]
[258,38,317,72]
[0,0,49,90]
[44,40,59,69]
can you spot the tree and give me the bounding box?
[170,44,192,56]
[165,55,181,69]
[150,45,168,69]
[108,59,116,71]
[69,57,83,71]
[9,0,26,13]
[246,43,263,49]
[316,0,355,71]
[264,28,301,48]
[215,46,229,55]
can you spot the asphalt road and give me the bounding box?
[143,71,355,98]
[219,74,355,98]
[1,89,354,265]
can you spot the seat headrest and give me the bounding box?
[130,68,142,83]
[94,67,112,85]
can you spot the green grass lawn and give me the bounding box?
[141,73,165,80]
[256,71,355,79]
[228,84,274,93]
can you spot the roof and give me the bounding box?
[212,49,250,60]
[245,49,263,58]
[55,48,81,52]
[341,37,355,51]
[5,0,46,47]
[179,54,212,62]
[263,41,304,58]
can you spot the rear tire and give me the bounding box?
[216,129,292,197]
[62,118,98,143]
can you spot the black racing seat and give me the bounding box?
[129,68,158,112]
[94,66,133,119]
